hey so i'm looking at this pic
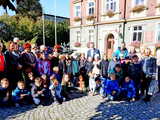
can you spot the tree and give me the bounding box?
[0,0,23,13]
[16,0,42,20]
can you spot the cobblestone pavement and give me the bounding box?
[0,93,160,120]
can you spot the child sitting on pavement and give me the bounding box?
[49,75,63,104]
[0,78,11,107]
[31,77,50,106]
[12,81,31,107]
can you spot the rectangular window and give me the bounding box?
[157,24,160,42]
[76,31,81,42]
[88,2,94,15]
[135,0,144,5]
[132,26,143,42]
[89,30,94,42]
[75,6,81,17]
[106,0,116,12]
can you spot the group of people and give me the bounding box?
[0,38,159,108]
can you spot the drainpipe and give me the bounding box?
[96,0,99,48]
[123,0,127,43]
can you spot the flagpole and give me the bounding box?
[54,0,57,45]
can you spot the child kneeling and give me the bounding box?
[103,74,120,101]
[120,76,136,101]
[12,81,31,107]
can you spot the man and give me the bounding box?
[115,42,128,60]
[141,48,157,102]
[87,42,100,59]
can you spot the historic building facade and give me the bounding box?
[70,0,160,57]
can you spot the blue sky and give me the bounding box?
[0,0,70,17]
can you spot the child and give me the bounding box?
[89,72,96,96]
[31,77,50,105]
[41,74,49,88]
[12,81,31,106]
[128,55,142,99]
[37,52,51,77]
[0,78,10,107]
[114,64,124,85]
[120,76,136,101]
[105,74,120,101]
[52,67,62,83]
[78,75,85,93]
[61,74,71,101]
[85,57,94,74]
[100,54,109,78]
[26,72,35,89]
[49,77,63,104]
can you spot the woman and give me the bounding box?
[0,42,6,79]
[5,41,23,89]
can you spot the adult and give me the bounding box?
[21,43,37,74]
[5,41,23,89]
[156,47,160,92]
[0,42,6,79]
[115,42,128,60]
[141,48,157,102]
[87,42,100,59]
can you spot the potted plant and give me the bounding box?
[132,5,147,13]
[130,41,141,48]
[104,10,115,18]
[74,42,81,47]
[74,17,81,22]
[86,15,95,21]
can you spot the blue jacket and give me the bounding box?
[12,87,30,101]
[121,80,136,98]
[141,57,157,76]
[115,48,128,59]
[105,79,120,95]
[87,48,101,59]
[49,84,62,98]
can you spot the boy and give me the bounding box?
[120,76,136,101]
[105,73,120,101]
[100,54,109,78]
[49,76,63,104]
[0,78,10,107]
[128,55,142,99]
[31,77,50,105]
[12,81,31,106]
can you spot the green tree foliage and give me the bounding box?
[0,14,69,46]
[17,0,42,20]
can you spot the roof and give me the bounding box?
[44,13,70,20]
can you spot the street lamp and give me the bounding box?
[54,0,57,45]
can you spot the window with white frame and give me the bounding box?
[106,0,116,12]
[132,26,143,42]
[88,2,95,15]
[76,31,81,42]
[134,0,144,5]
[89,30,94,42]
[157,24,160,42]
[75,5,81,17]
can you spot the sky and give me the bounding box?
[0,0,70,18]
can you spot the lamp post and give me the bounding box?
[54,0,57,45]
